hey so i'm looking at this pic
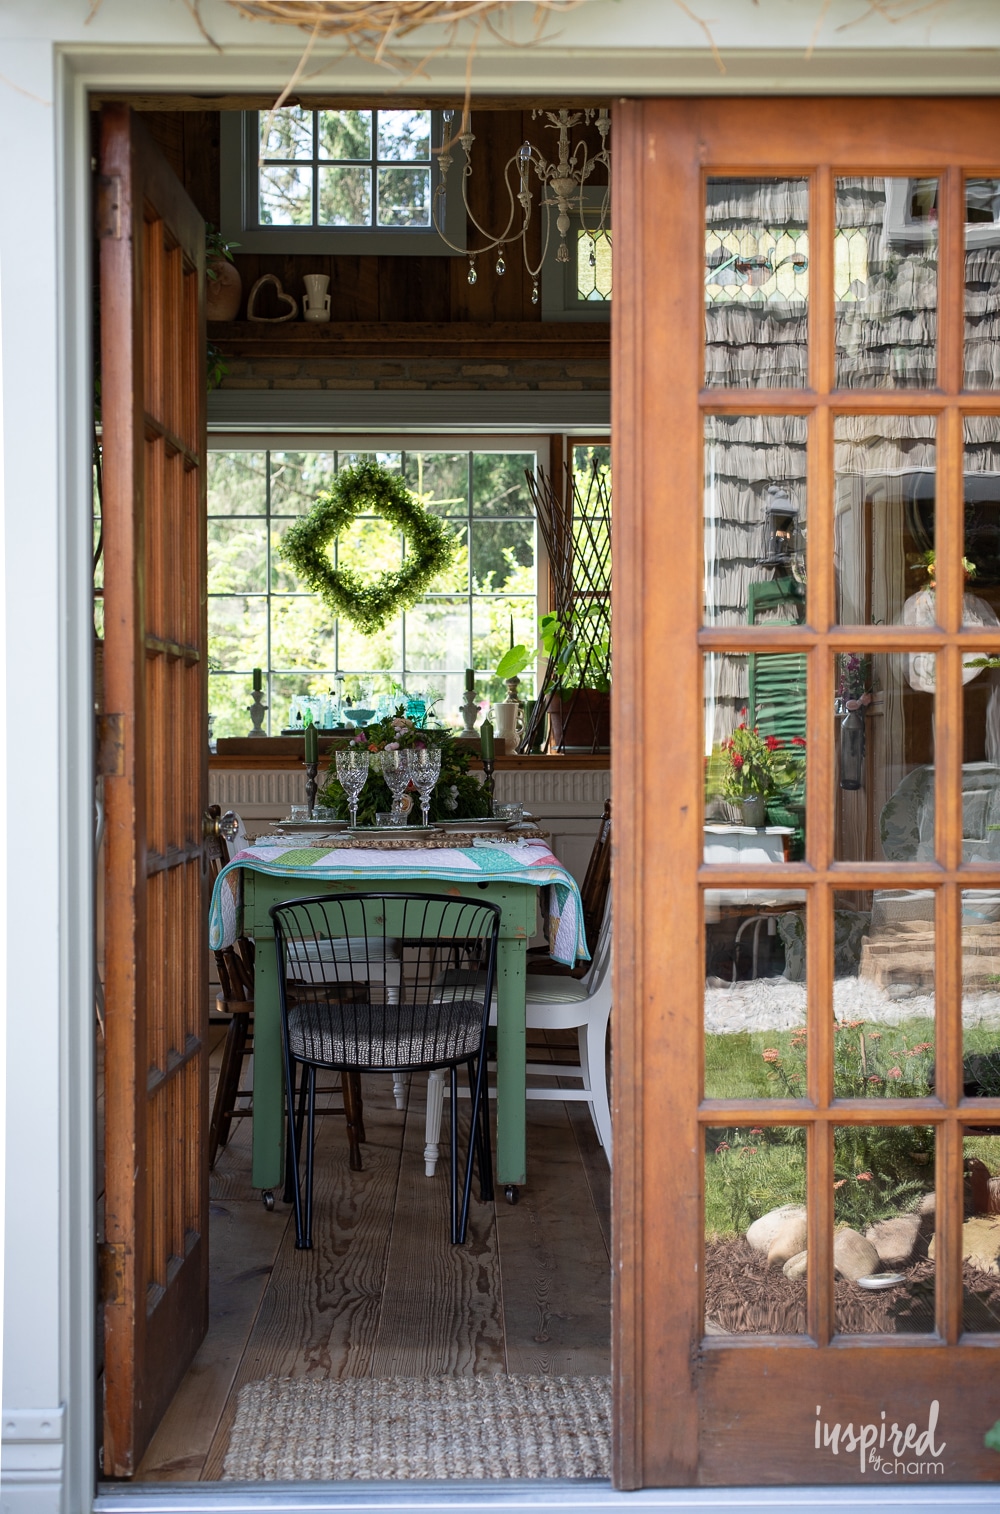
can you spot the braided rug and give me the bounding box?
[222,1373,611,1481]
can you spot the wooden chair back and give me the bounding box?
[579,797,612,958]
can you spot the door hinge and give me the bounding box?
[96,714,125,777]
[95,174,122,240]
[98,1242,127,1305]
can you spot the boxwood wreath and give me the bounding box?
[279,459,456,634]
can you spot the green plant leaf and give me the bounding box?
[496,644,532,680]
[985,1420,1000,1453]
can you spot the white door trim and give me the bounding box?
[4,16,1000,1514]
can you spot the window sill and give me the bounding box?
[210,738,609,772]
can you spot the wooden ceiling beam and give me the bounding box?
[89,94,613,112]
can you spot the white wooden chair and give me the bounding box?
[423,896,612,1175]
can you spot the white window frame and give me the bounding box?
[541,186,611,322]
[206,433,551,735]
[220,110,467,255]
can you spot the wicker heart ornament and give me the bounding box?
[246,273,298,323]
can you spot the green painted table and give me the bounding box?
[242,870,538,1196]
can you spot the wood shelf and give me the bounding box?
[211,742,609,773]
[207,320,610,361]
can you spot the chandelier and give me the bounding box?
[432,108,611,302]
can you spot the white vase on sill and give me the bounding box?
[302,273,331,323]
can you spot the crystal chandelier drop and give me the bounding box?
[432,108,611,302]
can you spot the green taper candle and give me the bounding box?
[479,718,494,761]
[465,666,475,691]
[303,720,318,765]
[252,666,262,692]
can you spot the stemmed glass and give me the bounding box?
[408,745,442,828]
[377,748,412,824]
[335,747,370,829]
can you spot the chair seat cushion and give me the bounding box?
[287,997,484,1069]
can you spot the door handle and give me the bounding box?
[203,807,239,842]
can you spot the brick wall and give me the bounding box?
[219,357,610,392]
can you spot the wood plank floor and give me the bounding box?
[135,1034,611,1482]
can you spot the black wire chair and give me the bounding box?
[270,892,501,1248]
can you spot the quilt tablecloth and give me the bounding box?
[209,838,589,966]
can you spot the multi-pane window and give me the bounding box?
[257,107,434,230]
[577,229,612,301]
[207,448,539,737]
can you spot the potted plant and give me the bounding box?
[710,718,804,829]
[206,225,242,322]
[538,608,611,753]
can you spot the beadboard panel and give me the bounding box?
[493,768,611,814]
[209,766,611,821]
[209,768,307,815]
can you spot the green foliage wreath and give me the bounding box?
[279,459,456,634]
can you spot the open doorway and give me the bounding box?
[94,97,614,1482]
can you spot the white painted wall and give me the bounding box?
[2,4,1000,1512]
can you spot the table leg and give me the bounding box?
[251,928,285,1193]
[494,935,526,1188]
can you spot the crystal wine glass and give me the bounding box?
[335,747,370,829]
[377,748,412,823]
[408,745,442,828]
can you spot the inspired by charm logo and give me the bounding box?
[814,1400,946,1476]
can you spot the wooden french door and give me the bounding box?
[99,103,209,1476]
[613,99,1000,1487]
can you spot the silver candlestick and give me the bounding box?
[459,688,480,739]
[247,689,268,737]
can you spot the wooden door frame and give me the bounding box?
[612,97,1000,1489]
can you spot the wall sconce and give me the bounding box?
[758,485,800,567]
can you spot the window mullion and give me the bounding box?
[265,449,272,734]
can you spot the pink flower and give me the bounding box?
[856,1172,873,1182]
[750,1127,763,1135]
[887,1066,903,1080]
[866,1074,882,1083]
[762,1048,780,1063]
[833,1179,846,1190]
[742,1146,758,1156]
[715,1141,730,1153]
[385,741,400,751]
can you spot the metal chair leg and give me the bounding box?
[467,1056,494,1204]
[477,1057,494,1203]
[303,1065,317,1250]
[283,1058,309,1205]
[281,1039,307,1250]
[449,1065,460,1245]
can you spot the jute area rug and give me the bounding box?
[222,1374,611,1481]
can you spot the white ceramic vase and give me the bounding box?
[491,701,523,744]
[302,273,331,323]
